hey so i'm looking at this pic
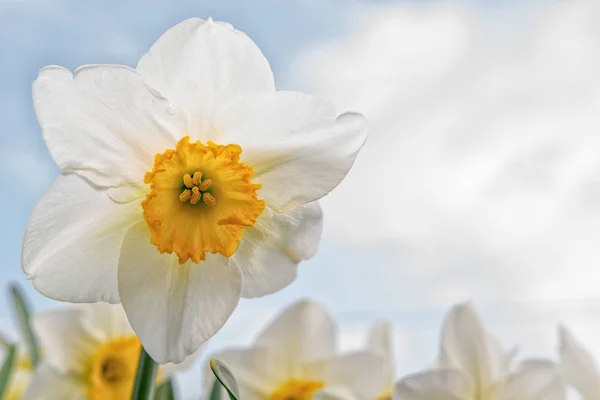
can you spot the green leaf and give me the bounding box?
[9,283,40,366]
[155,379,176,400]
[131,347,159,400]
[0,345,17,400]
[208,376,222,400]
[209,359,239,400]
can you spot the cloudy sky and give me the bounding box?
[2,0,600,398]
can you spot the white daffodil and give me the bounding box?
[207,300,387,400]
[393,303,564,400]
[22,17,367,363]
[22,303,197,400]
[0,345,34,400]
[559,326,600,400]
[366,321,395,400]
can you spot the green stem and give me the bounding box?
[131,347,159,400]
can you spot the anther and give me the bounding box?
[179,189,192,202]
[183,174,194,188]
[197,179,212,192]
[192,171,203,185]
[190,187,201,205]
[202,192,216,206]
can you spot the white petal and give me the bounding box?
[559,326,600,400]
[368,321,395,391]
[219,92,367,212]
[438,302,505,392]
[33,64,181,186]
[78,303,134,341]
[32,308,101,375]
[118,221,242,364]
[305,352,389,400]
[162,344,204,375]
[137,18,274,140]
[207,347,288,400]
[218,92,335,146]
[254,299,336,374]
[22,363,87,400]
[233,202,323,298]
[393,370,473,400]
[22,174,142,303]
[497,360,565,400]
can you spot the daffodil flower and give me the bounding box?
[22,18,367,363]
[393,303,564,400]
[366,321,395,400]
[559,326,600,400]
[22,303,197,400]
[206,300,388,400]
[0,345,33,400]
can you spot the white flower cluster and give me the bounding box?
[203,300,596,400]
[0,298,596,400]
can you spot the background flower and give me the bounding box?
[0,345,34,400]
[207,300,387,400]
[23,303,197,400]
[559,326,600,400]
[393,303,564,400]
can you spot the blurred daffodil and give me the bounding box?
[22,303,197,400]
[0,345,34,400]
[393,303,564,400]
[366,322,394,400]
[22,17,366,363]
[559,326,600,400]
[207,300,387,400]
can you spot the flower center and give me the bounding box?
[142,136,265,264]
[87,336,141,400]
[376,391,392,400]
[179,171,216,205]
[269,379,325,400]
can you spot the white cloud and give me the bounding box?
[294,0,600,305]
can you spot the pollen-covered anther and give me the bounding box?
[179,189,192,202]
[203,192,216,206]
[179,171,216,205]
[190,187,201,205]
[192,171,202,185]
[197,178,212,191]
[183,173,194,188]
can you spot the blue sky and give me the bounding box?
[3,0,600,397]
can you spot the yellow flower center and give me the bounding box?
[269,379,325,400]
[87,336,141,400]
[143,136,265,264]
[376,391,392,400]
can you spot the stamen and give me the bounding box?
[197,179,213,191]
[183,173,194,188]
[179,189,192,202]
[202,192,216,206]
[190,187,201,205]
[192,171,203,185]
